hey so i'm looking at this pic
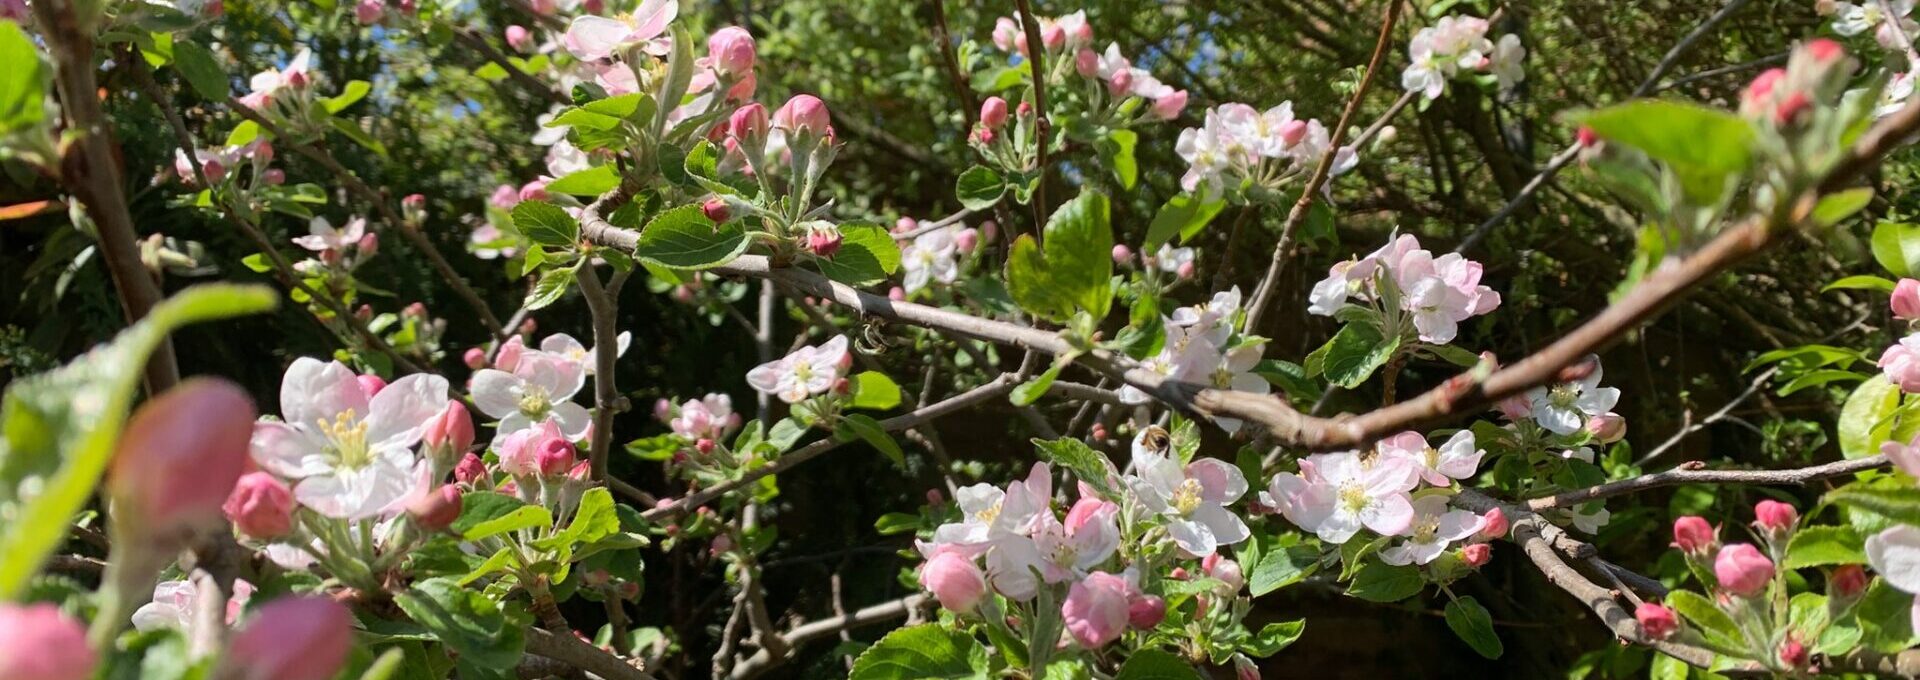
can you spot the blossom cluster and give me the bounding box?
[1400,15,1525,101]
[1174,101,1355,196]
[1308,234,1501,345]
[1827,0,1918,53]
[1264,430,1501,565]
[894,217,985,295]
[1117,287,1271,434]
[988,10,1188,124]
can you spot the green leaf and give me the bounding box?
[1812,187,1874,228]
[1010,358,1068,406]
[1247,543,1319,596]
[0,23,40,134]
[1650,653,1690,680]
[532,487,619,550]
[0,284,276,599]
[847,624,987,680]
[544,165,621,196]
[1444,596,1504,659]
[850,371,903,410]
[1145,193,1227,246]
[1667,589,1741,641]
[450,492,526,533]
[1006,235,1077,321]
[1858,579,1920,652]
[1826,486,1920,525]
[239,252,273,273]
[1031,437,1119,498]
[1573,100,1753,181]
[1345,562,1423,602]
[955,166,1007,211]
[393,577,525,676]
[524,265,575,311]
[327,117,388,156]
[224,120,260,147]
[513,200,581,248]
[1005,192,1115,322]
[461,504,553,541]
[837,413,904,467]
[814,223,901,287]
[1242,620,1305,657]
[1824,275,1898,293]
[1311,322,1400,388]
[170,41,228,101]
[323,79,371,114]
[1785,525,1867,569]
[1112,649,1203,680]
[634,205,748,270]
[547,107,624,131]
[1838,377,1900,459]
[581,92,645,118]
[1872,221,1920,277]
[1097,129,1138,190]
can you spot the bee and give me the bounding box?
[855,316,894,355]
[1138,425,1171,455]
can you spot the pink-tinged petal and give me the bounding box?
[338,217,366,243]
[518,350,587,399]
[1867,525,1920,593]
[290,235,332,251]
[1435,509,1485,541]
[1364,456,1421,495]
[1314,507,1362,545]
[365,373,449,448]
[563,15,630,60]
[1361,493,1415,536]
[539,333,585,356]
[279,357,366,428]
[1186,458,1247,503]
[1885,438,1920,478]
[1192,504,1250,546]
[250,421,329,478]
[548,401,594,440]
[627,0,678,41]
[1378,545,1415,566]
[469,369,527,419]
[1166,517,1216,556]
[745,360,786,393]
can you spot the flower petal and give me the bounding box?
[250,421,329,478]
[279,357,366,428]
[366,373,449,448]
[469,369,527,419]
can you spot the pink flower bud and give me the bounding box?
[1062,572,1133,648]
[356,374,387,399]
[1111,244,1133,265]
[707,26,756,78]
[402,302,426,318]
[1774,91,1812,126]
[402,193,425,211]
[1742,68,1787,115]
[1016,100,1033,118]
[888,286,906,301]
[424,401,474,458]
[1635,603,1678,640]
[980,96,1009,129]
[709,534,733,557]
[1090,422,1108,441]
[695,438,716,455]
[1779,637,1808,668]
[926,488,945,506]
[454,453,487,485]
[1105,70,1133,98]
[1207,558,1244,595]
[1714,544,1776,597]
[223,472,294,540]
[356,232,379,257]
[1075,48,1099,78]
[1495,394,1532,420]
[407,484,463,531]
[1127,594,1166,629]
[353,303,372,321]
[1672,516,1717,555]
[954,228,979,254]
[567,460,591,481]
[773,94,831,137]
[519,179,550,202]
[1754,500,1798,533]
[1576,126,1600,148]
[581,0,602,13]
[804,224,843,257]
[222,597,352,680]
[920,552,987,613]
[202,158,228,183]
[520,318,538,335]
[1461,543,1491,568]
[529,0,554,13]
[495,336,525,372]
[1804,38,1845,64]
[1278,119,1309,147]
[0,603,96,680]
[728,102,770,142]
[832,377,852,395]
[1895,279,1920,320]
[1832,564,1870,599]
[1234,656,1261,680]
[1041,24,1065,50]
[489,183,520,209]
[505,25,533,53]
[1170,567,1188,580]
[535,436,575,477]
[262,168,286,185]
[110,379,256,538]
[703,197,731,223]
[354,0,382,25]
[1176,260,1196,279]
[1585,412,1626,443]
[463,347,488,370]
[1149,91,1188,121]
[979,220,997,244]
[893,216,916,234]
[1478,508,1509,540]
[671,285,696,304]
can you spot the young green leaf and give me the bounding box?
[1444,596,1504,659]
[634,204,749,270]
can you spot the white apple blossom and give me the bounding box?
[243,48,313,106]
[1559,447,1596,464]
[546,139,592,177]
[669,393,739,441]
[1116,322,1216,404]
[1525,362,1621,435]
[1168,286,1243,346]
[1127,430,1251,556]
[1489,34,1527,94]
[1866,525,1920,633]
[931,462,1052,547]
[745,335,851,403]
[1378,430,1483,487]
[1268,450,1419,544]
[1567,505,1611,534]
[1151,244,1195,275]
[1175,123,1231,192]
[251,358,451,519]
[1835,1,1918,50]
[1307,234,1498,345]
[561,0,676,61]
[901,228,960,293]
[132,579,256,637]
[471,349,592,447]
[539,331,633,375]
[1032,507,1120,582]
[1199,342,1268,435]
[291,216,367,253]
[1879,72,1915,119]
[1379,495,1484,566]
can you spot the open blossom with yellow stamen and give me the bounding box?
[1126,428,1250,557]
[251,358,451,519]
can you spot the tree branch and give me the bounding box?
[1528,455,1889,511]
[524,627,658,680]
[729,595,928,680]
[452,26,570,107]
[1242,0,1403,332]
[1012,0,1052,221]
[575,265,623,480]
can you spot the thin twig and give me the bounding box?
[524,627,658,680]
[1242,0,1403,332]
[1658,52,1788,92]
[1638,366,1777,464]
[927,0,979,135]
[1529,455,1888,511]
[729,595,928,680]
[1012,0,1052,223]
[452,26,570,107]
